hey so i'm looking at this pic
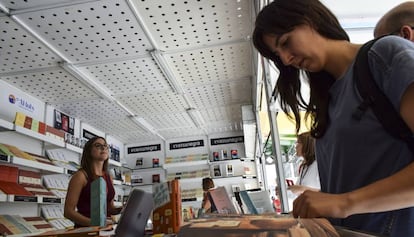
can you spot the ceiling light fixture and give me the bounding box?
[150,50,185,95]
[186,108,205,128]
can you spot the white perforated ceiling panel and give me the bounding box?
[2,68,101,103]
[15,0,153,63]
[0,0,255,143]
[0,16,61,73]
[79,56,170,95]
[130,0,252,50]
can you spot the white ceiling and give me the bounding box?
[0,0,254,144]
[0,0,408,144]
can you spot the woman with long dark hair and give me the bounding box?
[253,0,414,236]
[64,136,121,227]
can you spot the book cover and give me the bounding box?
[31,119,39,132]
[212,164,222,177]
[34,226,100,237]
[24,116,33,129]
[38,122,46,134]
[68,117,75,135]
[246,190,274,214]
[54,110,62,129]
[152,179,182,234]
[208,186,238,214]
[3,144,35,160]
[231,149,238,159]
[61,114,69,132]
[226,164,234,176]
[177,216,340,237]
[220,150,228,160]
[90,177,106,227]
[0,144,13,156]
[212,151,219,161]
[239,190,258,215]
[152,174,160,183]
[152,158,160,168]
[14,112,26,127]
[135,157,143,168]
[0,215,39,235]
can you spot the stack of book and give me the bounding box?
[40,205,74,230]
[42,174,70,198]
[0,165,33,197]
[0,215,56,236]
[18,170,57,198]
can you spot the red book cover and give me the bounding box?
[0,223,12,235]
[46,125,65,138]
[38,122,46,134]
[153,179,182,234]
[24,116,33,129]
[0,180,34,196]
[0,166,33,196]
[0,165,19,183]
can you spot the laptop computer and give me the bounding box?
[112,188,153,237]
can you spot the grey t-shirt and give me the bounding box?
[315,35,414,235]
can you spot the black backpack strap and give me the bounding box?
[353,37,414,154]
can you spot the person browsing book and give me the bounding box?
[253,0,414,236]
[64,136,122,227]
[288,132,320,195]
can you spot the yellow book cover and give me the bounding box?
[14,112,26,127]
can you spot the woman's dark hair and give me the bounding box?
[297,132,316,167]
[253,0,349,137]
[202,177,214,191]
[80,136,109,179]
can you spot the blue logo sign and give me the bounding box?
[8,94,35,113]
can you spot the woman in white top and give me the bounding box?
[289,132,320,195]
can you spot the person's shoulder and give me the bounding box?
[71,169,88,182]
[371,35,414,54]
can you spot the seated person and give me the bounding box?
[64,136,122,227]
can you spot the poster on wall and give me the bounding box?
[54,110,62,129]
[54,109,74,135]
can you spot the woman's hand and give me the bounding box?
[292,190,351,218]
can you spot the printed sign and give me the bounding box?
[82,129,99,140]
[127,144,161,154]
[169,139,204,150]
[210,136,244,146]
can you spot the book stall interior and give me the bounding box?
[0,0,408,236]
